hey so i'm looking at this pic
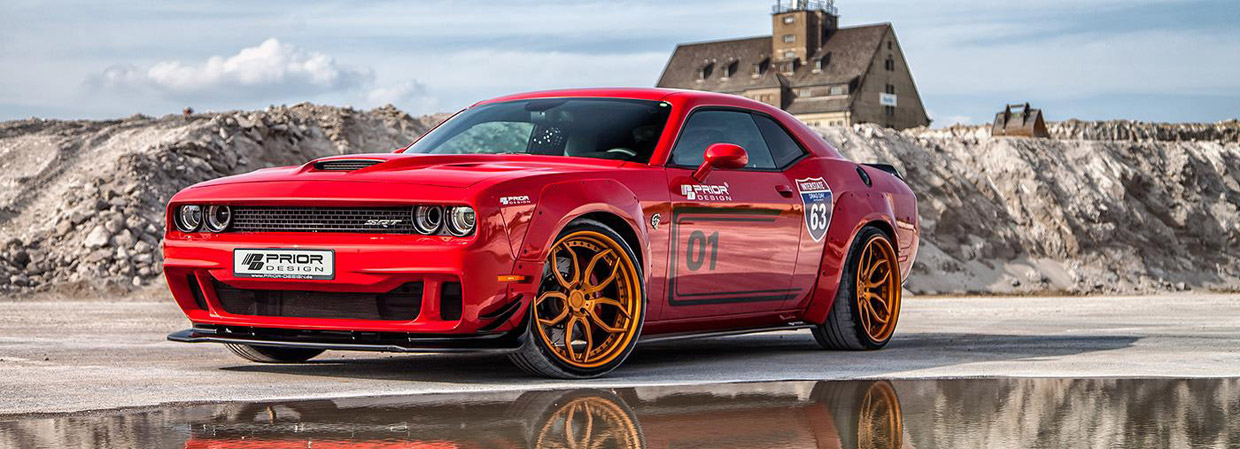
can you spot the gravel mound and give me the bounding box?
[824,123,1240,294]
[0,104,445,296]
[0,107,1236,297]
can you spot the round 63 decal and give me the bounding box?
[796,177,834,242]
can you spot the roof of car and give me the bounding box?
[474,87,763,107]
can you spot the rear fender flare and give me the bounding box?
[803,190,899,325]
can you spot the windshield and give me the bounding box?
[405,98,672,163]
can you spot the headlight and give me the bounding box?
[175,205,203,232]
[413,205,443,234]
[445,206,476,236]
[205,205,231,232]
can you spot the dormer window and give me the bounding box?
[813,58,823,72]
[697,61,715,82]
[752,58,769,78]
[722,59,738,79]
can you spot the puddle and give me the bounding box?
[2,378,1238,448]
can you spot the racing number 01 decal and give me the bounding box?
[796,177,833,242]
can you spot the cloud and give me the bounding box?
[365,79,439,113]
[86,38,374,101]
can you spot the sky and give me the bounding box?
[1,0,1237,126]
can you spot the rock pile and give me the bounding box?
[823,122,1240,294]
[0,104,441,295]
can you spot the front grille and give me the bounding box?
[314,159,383,171]
[214,280,423,321]
[230,206,416,233]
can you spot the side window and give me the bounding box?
[671,110,776,169]
[753,115,808,167]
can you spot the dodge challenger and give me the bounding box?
[164,88,919,378]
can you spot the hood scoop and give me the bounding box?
[313,159,384,171]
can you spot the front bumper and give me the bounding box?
[168,322,526,353]
[163,230,537,335]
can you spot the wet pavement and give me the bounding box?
[2,378,1238,448]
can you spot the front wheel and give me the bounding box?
[225,344,325,363]
[813,226,903,350]
[508,219,646,379]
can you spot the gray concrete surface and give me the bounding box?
[1,293,1238,416]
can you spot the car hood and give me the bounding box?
[191,153,630,189]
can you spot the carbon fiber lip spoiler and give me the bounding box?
[168,325,525,354]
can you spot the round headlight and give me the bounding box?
[176,205,203,232]
[445,206,476,237]
[205,205,231,232]
[413,205,443,234]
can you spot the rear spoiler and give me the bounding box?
[862,163,904,181]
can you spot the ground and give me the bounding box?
[1,293,1237,416]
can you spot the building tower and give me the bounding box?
[771,0,839,67]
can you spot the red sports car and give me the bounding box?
[164,88,919,378]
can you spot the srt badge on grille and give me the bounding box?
[364,219,403,227]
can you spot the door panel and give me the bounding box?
[660,170,804,319]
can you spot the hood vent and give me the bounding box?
[314,159,383,171]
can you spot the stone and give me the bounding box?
[83,226,111,249]
[111,229,135,248]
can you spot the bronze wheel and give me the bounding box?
[813,226,902,350]
[854,234,901,342]
[510,219,645,378]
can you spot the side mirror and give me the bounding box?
[692,143,748,182]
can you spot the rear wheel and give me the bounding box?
[813,226,902,350]
[225,344,325,363]
[509,219,645,379]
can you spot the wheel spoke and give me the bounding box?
[857,295,873,331]
[592,297,630,319]
[581,317,594,361]
[587,307,625,333]
[539,306,571,327]
[565,315,581,362]
[552,244,581,289]
[583,252,620,295]
[537,291,567,306]
[867,258,888,279]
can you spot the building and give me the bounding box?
[657,0,930,130]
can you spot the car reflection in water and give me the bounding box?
[183,381,907,449]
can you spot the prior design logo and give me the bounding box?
[796,177,834,242]
[500,195,531,206]
[234,249,334,280]
[680,182,732,202]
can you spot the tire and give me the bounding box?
[812,225,902,350]
[508,218,646,379]
[225,343,325,363]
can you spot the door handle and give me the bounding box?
[775,185,794,198]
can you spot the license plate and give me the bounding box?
[233,249,335,280]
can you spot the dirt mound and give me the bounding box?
[824,123,1240,294]
[0,108,1237,297]
[0,104,445,296]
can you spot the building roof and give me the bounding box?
[657,23,892,114]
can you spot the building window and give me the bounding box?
[783,34,796,43]
[885,84,895,95]
[888,41,893,50]
[783,51,797,59]
[829,85,845,96]
[783,16,795,24]
[722,60,737,79]
[885,56,895,71]
[697,62,714,82]
[884,105,896,117]
[753,59,769,77]
[813,58,823,72]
